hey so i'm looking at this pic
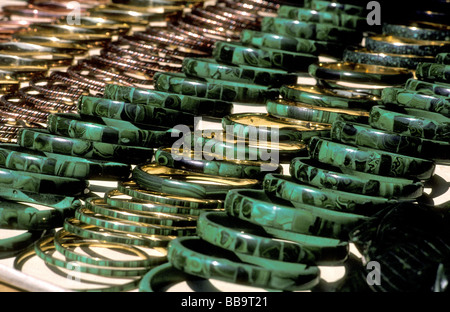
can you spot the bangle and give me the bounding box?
[0,95,49,123]
[165,21,220,48]
[12,36,93,54]
[154,146,283,179]
[343,47,435,70]
[133,30,213,52]
[30,77,88,100]
[55,16,131,35]
[382,21,450,41]
[102,44,183,66]
[365,35,450,57]
[167,236,320,291]
[0,41,88,57]
[308,62,413,85]
[0,80,19,94]
[222,112,331,142]
[405,78,450,97]
[0,230,47,260]
[132,164,260,199]
[414,9,450,26]
[309,0,365,16]
[182,57,298,87]
[316,79,386,97]
[416,62,450,83]
[19,91,77,114]
[381,87,450,117]
[153,72,279,104]
[331,119,450,164]
[13,33,113,49]
[308,137,436,180]
[280,84,381,110]
[87,6,172,26]
[2,4,83,20]
[16,128,155,165]
[370,105,450,141]
[204,5,261,28]
[78,95,195,128]
[0,65,48,82]
[0,52,74,68]
[182,14,242,39]
[190,7,257,31]
[290,156,424,199]
[66,64,131,91]
[20,23,114,36]
[240,29,345,57]
[436,52,450,64]
[213,41,318,72]
[50,71,104,92]
[261,17,362,44]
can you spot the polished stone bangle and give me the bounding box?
[261,17,362,44]
[416,62,450,84]
[308,62,413,85]
[132,164,260,200]
[382,22,450,41]
[0,230,47,260]
[435,52,450,64]
[16,128,154,165]
[289,156,424,199]
[280,85,380,110]
[343,47,435,70]
[213,41,318,72]
[381,87,450,117]
[308,137,436,180]
[369,105,450,141]
[168,236,320,291]
[182,57,298,87]
[221,112,331,142]
[405,78,450,97]
[153,72,279,104]
[309,0,365,16]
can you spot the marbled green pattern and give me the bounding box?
[436,52,450,64]
[405,78,450,97]
[416,62,450,83]
[308,137,436,180]
[309,0,365,16]
[382,23,450,41]
[212,41,318,71]
[365,35,450,56]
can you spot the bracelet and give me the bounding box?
[11,36,93,54]
[222,112,331,142]
[87,6,171,26]
[0,95,49,121]
[309,0,365,16]
[280,84,381,110]
[154,146,283,180]
[405,78,450,97]
[2,4,83,20]
[382,21,450,41]
[365,35,450,57]
[369,105,450,141]
[182,14,242,39]
[289,156,424,199]
[167,236,320,291]
[153,72,279,104]
[55,16,131,35]
[416,62,450,83]
[66,64,129,91]
[308,137,436,180]
[133,30,213,52]
[218,0,276,13]
[0,80,19,94]
[213,41,318,72]
[13,33,113,49]
[101,44,183,66]
[316,79,386,97]
[240,29,345,57]
[190,7,256,30]
[19,87,77,112]
[0,230,47,260]
[50,71,104,93]
[414,9,450,26]
[0,41,88,57]
[20,23,114,36]
[330,119,450,164]
[132,164,260,199]
[30,77,88,100]
[0,53,74,68]
[308,62,413,85]
[436,52,450,64]
[182,57,298,87]
[16,128,155,165]
[0,65,48,82]
[204,5,261,27]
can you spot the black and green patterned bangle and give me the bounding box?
[289,157,424,199]
[266,99,370,124]
[365,35,450,57]
[309,0,365,16]
[261,17,362,44]
[78,96,195,128]
[47,113,176,148]
[222,113,331,142]
[16,129,154,165]
[308,62,413,85]
[308,137,436,180]
[436,52,450,64]
[182,57,298,87]
[0,230,47,260]
[381,87,450,117]
[416,62,450,84]
[330,119,450,163]
[132,164,260,200]
[382,22,450,41]
[343,47,435,70]
[168,236,320,291]
[240,29,345,57]
[404,78,450,97]
[102,84,233,118]
[280,84,380,110]
[153,72,279,104]
[212,41,318,72]
[369,105,450,141]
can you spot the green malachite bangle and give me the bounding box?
[289,157,424,199]
[308,137,436,180]
[168,236,320,291]
[266,99,370,124]
[117,181,224,209]
[155,147,283,180]
[47,113,176,148]
[261,16,362,44]
[369,105,450,141]
[436,52,450,64]
[212,41,318,72]
[0,144,131,180]
[365,35,450,56]
[0,230,47,260]
[221,113,331,142]
[182,57,298,87]
[381,87,450,117]
[416,62,450,83]
[16,128,154,165]
[382,22,450,41]
[343,47,435,70]
[102,84,233,118]
[309,0,365,16]
[78,96,195,128]
[153,72,280,104]
[280,85,380,110]
[308,62,414,85]
[331,119,450,163]
[132,164,260,200]
[405,78,450,97]
[196,212,316,264]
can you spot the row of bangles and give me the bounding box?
[0,0,449,292]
